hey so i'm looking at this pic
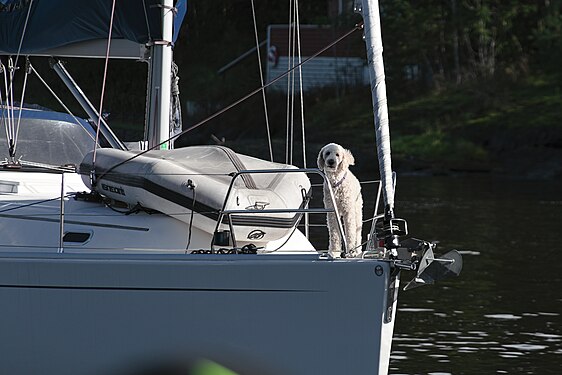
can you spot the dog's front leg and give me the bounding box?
[326,211,342,257]
[342,212,358,257]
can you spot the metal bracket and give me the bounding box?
[384,269,400,323]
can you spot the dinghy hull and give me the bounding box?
[80,146,311,247]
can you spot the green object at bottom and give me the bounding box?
[192,359,238,375]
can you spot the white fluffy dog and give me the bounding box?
[317,143,363,258]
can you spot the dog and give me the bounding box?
[317,143,363,258]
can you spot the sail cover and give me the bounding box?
[0,0,186,55]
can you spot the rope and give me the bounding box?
[185,185,196,250]
[94,22,364,185]
[92,0,117,168]
[0,196,68,214]
[250,0,273,162]
[170,61,182,139]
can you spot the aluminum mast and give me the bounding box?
[146,0,174,150]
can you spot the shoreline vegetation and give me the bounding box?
[306,73,562,179]
[182,72,562,180]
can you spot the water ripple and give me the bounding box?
[484,313,522,320]
[502,343,548,351]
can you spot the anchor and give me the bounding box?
[394,238,463,291]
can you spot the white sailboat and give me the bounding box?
[0,1,461,374]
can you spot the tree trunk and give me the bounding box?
[451,0,461,84]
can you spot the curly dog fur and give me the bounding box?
[317,143,363,258]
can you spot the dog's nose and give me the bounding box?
[327,159,335,167]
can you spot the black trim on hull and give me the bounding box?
[0,284,322,293]
[0,213,149,231]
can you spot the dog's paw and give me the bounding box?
[347,250,363,258]
[328,250,342,258]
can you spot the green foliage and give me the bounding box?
[191,359,238,375]
[392,129,487,164]
[380,0,561,88]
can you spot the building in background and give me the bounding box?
[266,24,368,92]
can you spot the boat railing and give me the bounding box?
[49,168,384,255]
[211,168,348,253]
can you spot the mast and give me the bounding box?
[357,0,394,211]
[356,0,403,248]
[146,0,174,150]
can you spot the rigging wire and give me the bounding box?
[295,0,306,169]
[289,0,297,166]
[28,63,96,143]
[142,0,153,42]
[4,0,34,159]
[94,22,364,185]
[250,0,273,162]
[92,0,117,168]
[1,62,10,153]
[2,62,13,142]
[0,210,220,219]
[8,58,15,153]
[291,1,299,165]
[8,0,33,76]
[294,0,309,237]
[285,0,306,168]
[13,58,31,157]
[285,0,293,164]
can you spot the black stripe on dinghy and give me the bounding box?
[81,164,304,229]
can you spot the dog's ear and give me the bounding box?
[344,148,355,167]
[317,147,325,170]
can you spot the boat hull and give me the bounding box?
[0,252,398,375]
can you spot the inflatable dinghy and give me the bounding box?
[80,146,311,245]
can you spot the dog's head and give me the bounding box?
[317,143,355,173]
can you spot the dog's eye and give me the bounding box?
[336,153,339,157]
[326,151,330,156]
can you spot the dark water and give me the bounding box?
[381,175,562,375]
